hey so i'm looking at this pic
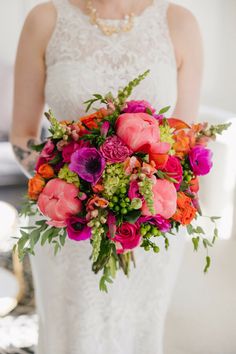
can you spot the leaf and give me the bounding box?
[204,256,211,273]
[53,242,61,256]
[35,220,47,226]
[192,237,200,251]
[30,141,46,152]
[30,229,40,250]
[41,228,54,246]
[203,238,213,248]
[210,216,221,222]
[59,232,66,247]
[164,237,170,250]
[124,210,141,224]
[214,228,219,238]
[195,226,205,235]
[159,106,171,115]
[187,224,194,235]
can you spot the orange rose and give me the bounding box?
[28,174,45,200]
[173,204,196,225]
[176,192,191,209]
[38,164,54,179]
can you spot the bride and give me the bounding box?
[10,0,203,353]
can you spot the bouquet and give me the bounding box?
[15,70,231,292]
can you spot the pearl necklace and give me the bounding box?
[86,0,135,36]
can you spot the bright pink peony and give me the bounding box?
[108,222,141,254]
[37,179,82,227]
[142,179,177,219]
[100,135,132,163]
[123,100,156,114]
[115,113,160,152]
[163,156,183,190]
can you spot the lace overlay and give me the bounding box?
[30,1,185,354]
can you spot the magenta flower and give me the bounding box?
[123,100,156,115]
[100,135,132,163]
[163,156,183,190]
[101,121,110,137]
[66,216,91,241]
[189,145,213,176]
[128,180,143,200]
[137,215,171,233]
[62,140,90,163]
[69,147,106,184]
[108,222,141,254]
[36,140,56,170]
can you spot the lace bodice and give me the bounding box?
[45,0,177,120]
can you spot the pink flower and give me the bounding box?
[108,222,141,254]
[189,145,213,176]
[100,135,132,163]
[62,141,89,163]
[123,100,156,115]
[36,140,56,171]
[163,156,183,190]
[142,179,177,219]
[116,113,160,152]
[66,216,91,241]
[128,180,143,200]
[37,179,82,227]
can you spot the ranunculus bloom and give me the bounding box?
[173,204,197,225]
[163,156,183,190]
[36,140,56,170]
[66,216,91,241]
[38,163,54,179]
[189,145,213,176]
[28,174,45,200]
[100,135,132,163]
[108,222,141,254]
[142,179,177,219]
[37,179,82,227]
[173,130,190,157]
[123,100,156,114]
[69,147,106,185]
[62,140,89,163]
[137,215,171,233]
[116,113,160,152]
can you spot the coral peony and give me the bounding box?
[142,179,177,219]
[37,179,82,227]
[116,113,160,152]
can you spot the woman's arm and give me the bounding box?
[168,4,204,122]
[10,2,56,177]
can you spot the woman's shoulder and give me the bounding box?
[167,3,202,67]
[22,2,57,52]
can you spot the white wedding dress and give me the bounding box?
[30,0,186,353]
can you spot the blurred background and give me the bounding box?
[0,1,235,353]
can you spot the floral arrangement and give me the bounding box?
[15,71,230,292]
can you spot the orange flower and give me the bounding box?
[124,156,141,175]
[176,192,192,209]
[87,196,109,211]
[28,174,45,200]
[173,192,197,225]
[79,109,108,131]
[189,177,199,193]
[173,204,197,225]
[173,130,190,157]
[92,184,104,193]
[38,164,54,179]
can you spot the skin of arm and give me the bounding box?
[168,4,204,122]
[10,2,56,178]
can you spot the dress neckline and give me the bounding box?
[66,0,159,23]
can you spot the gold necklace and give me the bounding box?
[86,0,135,36]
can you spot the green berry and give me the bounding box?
[146,224,151,231]
[125,197,130,203]
[109,202,114,208]
[121,208,128,215]
[144,245,150,251]
[152,228,159,236]
[153,246,160,253]
[120,201,126,208]
[140,228,146,236]
[120,187,126,194]
[146,232,153,239]
[112,196,118,203]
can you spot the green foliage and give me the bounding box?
[158,106,171,115]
